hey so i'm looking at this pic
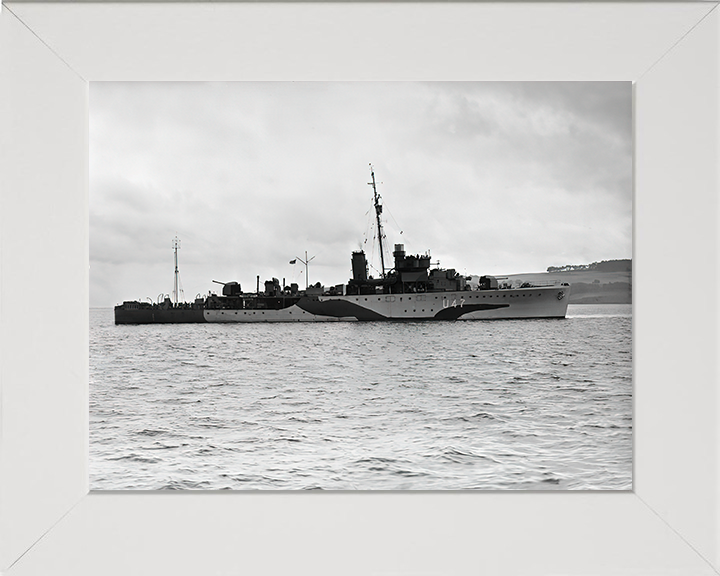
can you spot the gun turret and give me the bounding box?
[212,280,241,297]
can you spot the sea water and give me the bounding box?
[89,304,632,490]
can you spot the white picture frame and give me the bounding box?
[1,2,718,574]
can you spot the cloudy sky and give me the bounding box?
[90,82,632,308]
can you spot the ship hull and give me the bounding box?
[202,286,569,323]
[114,306,206,324]
[203,303,355,323]
[305,285,570,321]
[115,287,569,324]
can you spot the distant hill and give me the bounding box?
[547,259,632,274]
[505,259,632,304]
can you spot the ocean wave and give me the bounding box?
[90,307,632,490]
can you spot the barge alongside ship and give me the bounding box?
[115,168,570,324]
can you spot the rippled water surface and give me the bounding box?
[90,304,632,490]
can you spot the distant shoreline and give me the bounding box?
[506,267,632,305]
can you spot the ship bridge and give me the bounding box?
[392,244,431,289]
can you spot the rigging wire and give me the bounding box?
[363,199,393,278]
[172,235,184,304]
[361,169,418,275]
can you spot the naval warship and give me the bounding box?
[114,168,570,324]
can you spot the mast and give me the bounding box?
[172,235,180,305]
[368,165,386,278]
[304,250,309,289]
[295,251,315,289]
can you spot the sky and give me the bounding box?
[90,82,632,308]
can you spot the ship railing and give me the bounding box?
[506,280,567,289]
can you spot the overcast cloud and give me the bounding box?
[90,82,632,308]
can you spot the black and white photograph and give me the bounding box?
[90,81,632,490]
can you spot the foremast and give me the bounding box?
[369,165,386,278]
